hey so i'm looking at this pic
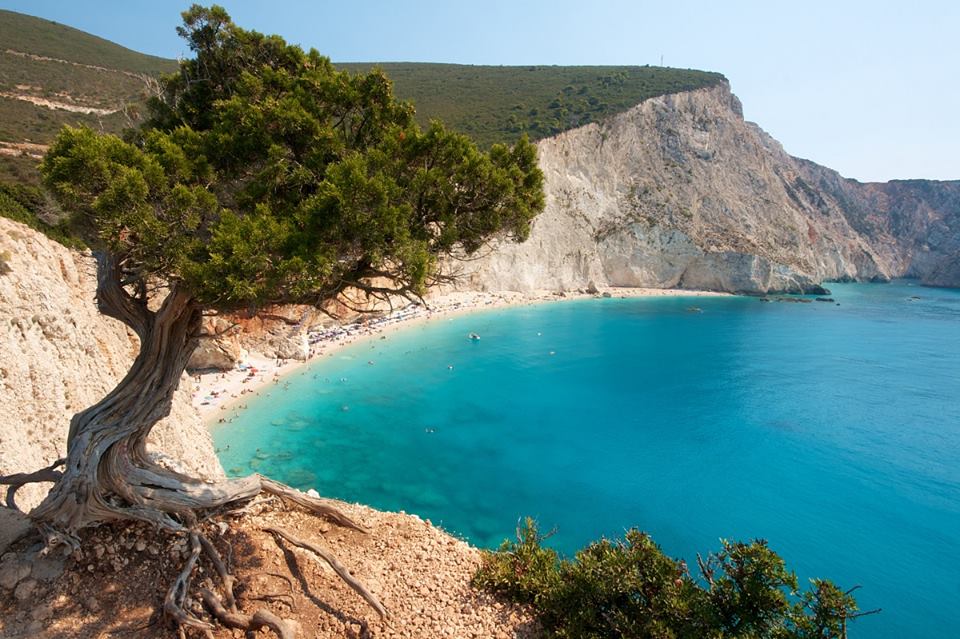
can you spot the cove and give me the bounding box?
[212,282,960,638]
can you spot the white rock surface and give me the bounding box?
[463,82,959,293]
[0,218,224,511]
[188,317,244,371]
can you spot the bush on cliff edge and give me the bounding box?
[474,519,875,639]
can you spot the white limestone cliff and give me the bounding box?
[462,82,959,294]
[0,217,224,511]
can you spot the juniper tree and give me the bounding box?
[0,5,543,634]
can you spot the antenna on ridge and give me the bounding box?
[660,54,664,66]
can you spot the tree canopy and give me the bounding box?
[41,3,544,310]
[3,8,545,630]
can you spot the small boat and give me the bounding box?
[468,332,481,340]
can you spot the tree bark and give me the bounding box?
[28,256,259,541]
[2,253,383,634]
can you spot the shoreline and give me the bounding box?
[193,286,729,424]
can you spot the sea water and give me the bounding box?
[212,282,960,637]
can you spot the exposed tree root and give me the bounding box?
[199,588,299,639]
[163,531,214,632]
[197,534,238,612]
[0,463,385,638]
[267,526,388,620]
[0,457,64,511]
[259,477,365,532]
[0,258,387,638]
[152,490,384,637]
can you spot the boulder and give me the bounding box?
[188,317,243,371]
[269,332,310,361]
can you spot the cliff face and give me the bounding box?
[0,218,223,511]
[463,82,959,294]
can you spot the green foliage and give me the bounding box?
[0,182,84,249]
[40,5,545,310]
[0,9,723,187]
[472,517,562,605]
[789,580,860,639]
[544,530,703,639]
[700,540,797,636]
[475,520,866,639]
[338,63,726,148]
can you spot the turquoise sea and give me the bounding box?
[212,282,960,637]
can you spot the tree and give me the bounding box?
[0,4,544,635]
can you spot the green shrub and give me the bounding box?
[544,530,704,639]
[475,519,871,639]
[0,183,85,249]
[473,517,561,606]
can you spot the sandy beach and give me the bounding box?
[193,287,728,422]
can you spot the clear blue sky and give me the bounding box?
[2,0,957,182]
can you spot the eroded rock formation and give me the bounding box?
[463,82,959,294]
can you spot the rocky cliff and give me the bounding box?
[462,82,960,294]
[0,218,223,512]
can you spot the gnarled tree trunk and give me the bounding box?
[1,253,386,634]
[29,256,260,542]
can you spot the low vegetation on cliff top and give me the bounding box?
[0,8,723,191]
[339,62,725,148]
[475,519,875,639]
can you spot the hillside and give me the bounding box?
[0,10,177,184]
[2,10,956,292]
[339,62,725,148]
[0,10,724,188]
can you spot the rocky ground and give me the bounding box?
[0,498,538,638]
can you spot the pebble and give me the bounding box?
[0,559,31,590]
[84,596,101,612]
[13,578,36,601]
